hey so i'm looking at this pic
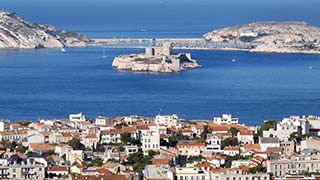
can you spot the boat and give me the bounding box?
[61,48,66,52]
[232,58,236,62]
[309,66,313,70]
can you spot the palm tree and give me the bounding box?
[228,127,239,138]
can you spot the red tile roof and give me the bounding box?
[48,165,68,172]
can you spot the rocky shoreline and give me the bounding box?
[1,11,320,55]
[204,21,320,54]
[0,11,90,49]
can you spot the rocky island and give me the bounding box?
[204,21,320,54]
[0,11,90,48]
[112,42,201,73]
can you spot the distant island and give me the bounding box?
[1,11,320,55]
[204,21,320,54]
[112,42,201,73]
[0,11,90,48]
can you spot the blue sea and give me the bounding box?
[0,0,320,124]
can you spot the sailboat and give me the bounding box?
[102,47,107,58]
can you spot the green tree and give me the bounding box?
[91,157,104,167]
[289,132,303,143]
[221,137,238,149]
[120,132,132,145]
[67,138,81,150]
[19,120,32,127]
[188,155,204,163]
[228,127,239,138]
[248,164,267,174]
[16,145,27,153]
[257,120,277,137]
[6,141,17,151]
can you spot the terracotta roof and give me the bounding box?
[194,124,205,129]
[122,126,136,132]
[151,158,170,165]
[48,165,68,172]
[244,143,260,150]
[114,117,124,122]
[136,125,150,130]
[239,130,253,135]
[176,141,205,148]
[267,147,283,154]
[197,161,212,169]
[208,123,229,131]
[62,132,73,137]
[0,130,27,135]
[10,123,22,127]
[29,143,55,151]
[180,129,193,133]
[96,168,112,174]
[103,162,119,168]
[85,134,97,139]
[224,146,240,151]
[72,175,125,180]
[239,166,249,172]
[206,155,225,161]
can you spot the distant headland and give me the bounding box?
[1,11,320,55]
[0,11,90,49]
[204,21,320,54]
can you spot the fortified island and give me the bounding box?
[112,42,201,73]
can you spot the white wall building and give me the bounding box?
[213,114,238,125]
[175,164,210,180]
[263,116,310,141]
[205,135,221,153]
[69,112,86,123]
[155,114,179,127]
[141,126,160,155]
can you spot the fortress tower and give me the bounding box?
[145,47,155,56]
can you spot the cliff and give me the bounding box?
[0,11,90,49]
[203,22,320,54]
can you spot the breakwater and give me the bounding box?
[90,38,257,50]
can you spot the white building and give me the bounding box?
[155,114,179,127]
[263,116,310,141]
[66,150,83,165]
[69,112,86,123]
[267,155,320,178]
[301,137,320,151]
[22,134,45,146]
[141,126,160,155]
[213,114,238,125]
[205,135,221,153]
[223,146,240,156]
[95,116,113,126]
[211,168,269,180]
[0,157,46,180]
[260,137,280,151]
[175,164,210,180]
[143,164,173,180]
[237,131,254,144]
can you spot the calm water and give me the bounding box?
[1,0,320,124]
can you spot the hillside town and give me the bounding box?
[1,113,320,180]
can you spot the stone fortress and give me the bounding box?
[112,42,200,73]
